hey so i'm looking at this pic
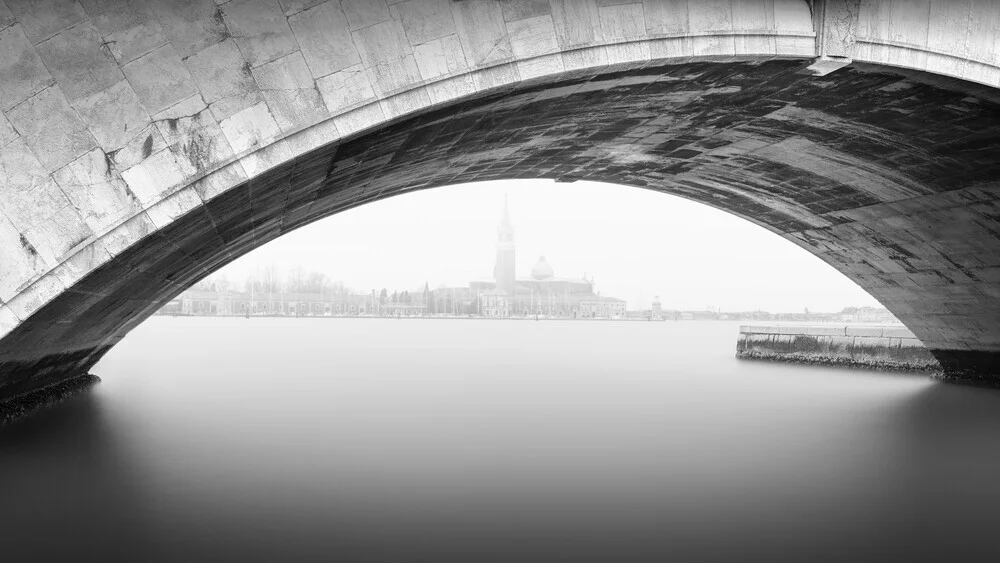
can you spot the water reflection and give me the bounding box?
[3,318,1000,562]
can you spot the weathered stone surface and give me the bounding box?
[252,51,329,133]
[0,111,17,148]
[221,0,297,68]
[35,21,124,102]
[184,38,261,121]
[287,2,361,78]
[79,0,169,64]
[73,80,150,152]
[0,25,55,111]
[0,139,70,231]
[6,1,1000,400]
[392,0,455,46]
[5,0,87,44]
[147,0,228,58]
[122,43,198,114]
[53,148,140,233]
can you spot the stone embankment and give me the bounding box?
[737,325,940,372]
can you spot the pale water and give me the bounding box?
[4,318,1000,562]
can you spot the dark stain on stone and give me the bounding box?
[103,150,116,174]
[141,134,154,159]
[213,8,231,42]
[182,132,213,173]
[18,234,37,257]
[167,118,179,132]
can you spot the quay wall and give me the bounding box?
[737,325,940,372]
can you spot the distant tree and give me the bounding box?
[391,290,398,303]
[379,288,388,305]
[286,266,303,292]
[306,271,329,294]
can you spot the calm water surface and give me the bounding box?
[4,318,1000,562]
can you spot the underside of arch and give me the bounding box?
[3,56,1000,401]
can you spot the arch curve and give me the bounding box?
[4,0,1000,399]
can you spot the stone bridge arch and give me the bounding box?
[3,0,1000,400]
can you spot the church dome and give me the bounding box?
[531,256,554,280]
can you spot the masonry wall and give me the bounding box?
[737,325,940,372]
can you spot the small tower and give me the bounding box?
[494,195,516,296]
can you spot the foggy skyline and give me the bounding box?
[217,180,881,313]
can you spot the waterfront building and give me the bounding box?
[159,290,371,317]
[479,290,511,318]
[471,199,627,318]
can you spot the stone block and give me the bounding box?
[6,84,98,171]
[0,25,55,111]
[219,101,283,155]
[550,0,602,50]
[73,79,151,152]
[184,38,261,120]
[425,73,476,105]
[561,45,609,71]
[332,103,385,138]
[253,52,329,133]
[392,0,455,46]
[508,14,559,59]
[317,64,377,115]
[22,205,94,266]
[501,0,550,22]
[120,148,187,205]
[52,148,141,233]
[145,186,204,229]
[190,160,247,202]
[222,0,297,67]
[0,3,14,31]
[112,124,168,171]
[452,0,513,66]
[0,213,46,302]
[353,18,413,69]
[78,0,168,64]
[0,138,71,231]
[5,274,65,322]
[51,240,114,289]
[413,35,468,81]
[598,2,646,43]
[277,0,324,17]
[471,63,519,92]
[0,112,16,148]
[517,53,564,81]
[36,21,124,102]
[288,2,361,78]
[100,211,156,256]
[365,54,422,96]
[642,0,688,36]
[342,0,390,31]
[122,43,199,114]
[160,112,236,178]
[5,0,86,44]
[0,305,17,340]
[147,0,229,57]
[688,0,734,33]
[379,87,430,119]
[284,117,339,156]
[238,137,291,177]
[605,40,650,66]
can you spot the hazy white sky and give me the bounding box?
[217,180,881,312]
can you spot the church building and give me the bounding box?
[472,198,626,319]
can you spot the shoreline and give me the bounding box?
[0,374,101,427]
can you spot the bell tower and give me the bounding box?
[494,195,516,296]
